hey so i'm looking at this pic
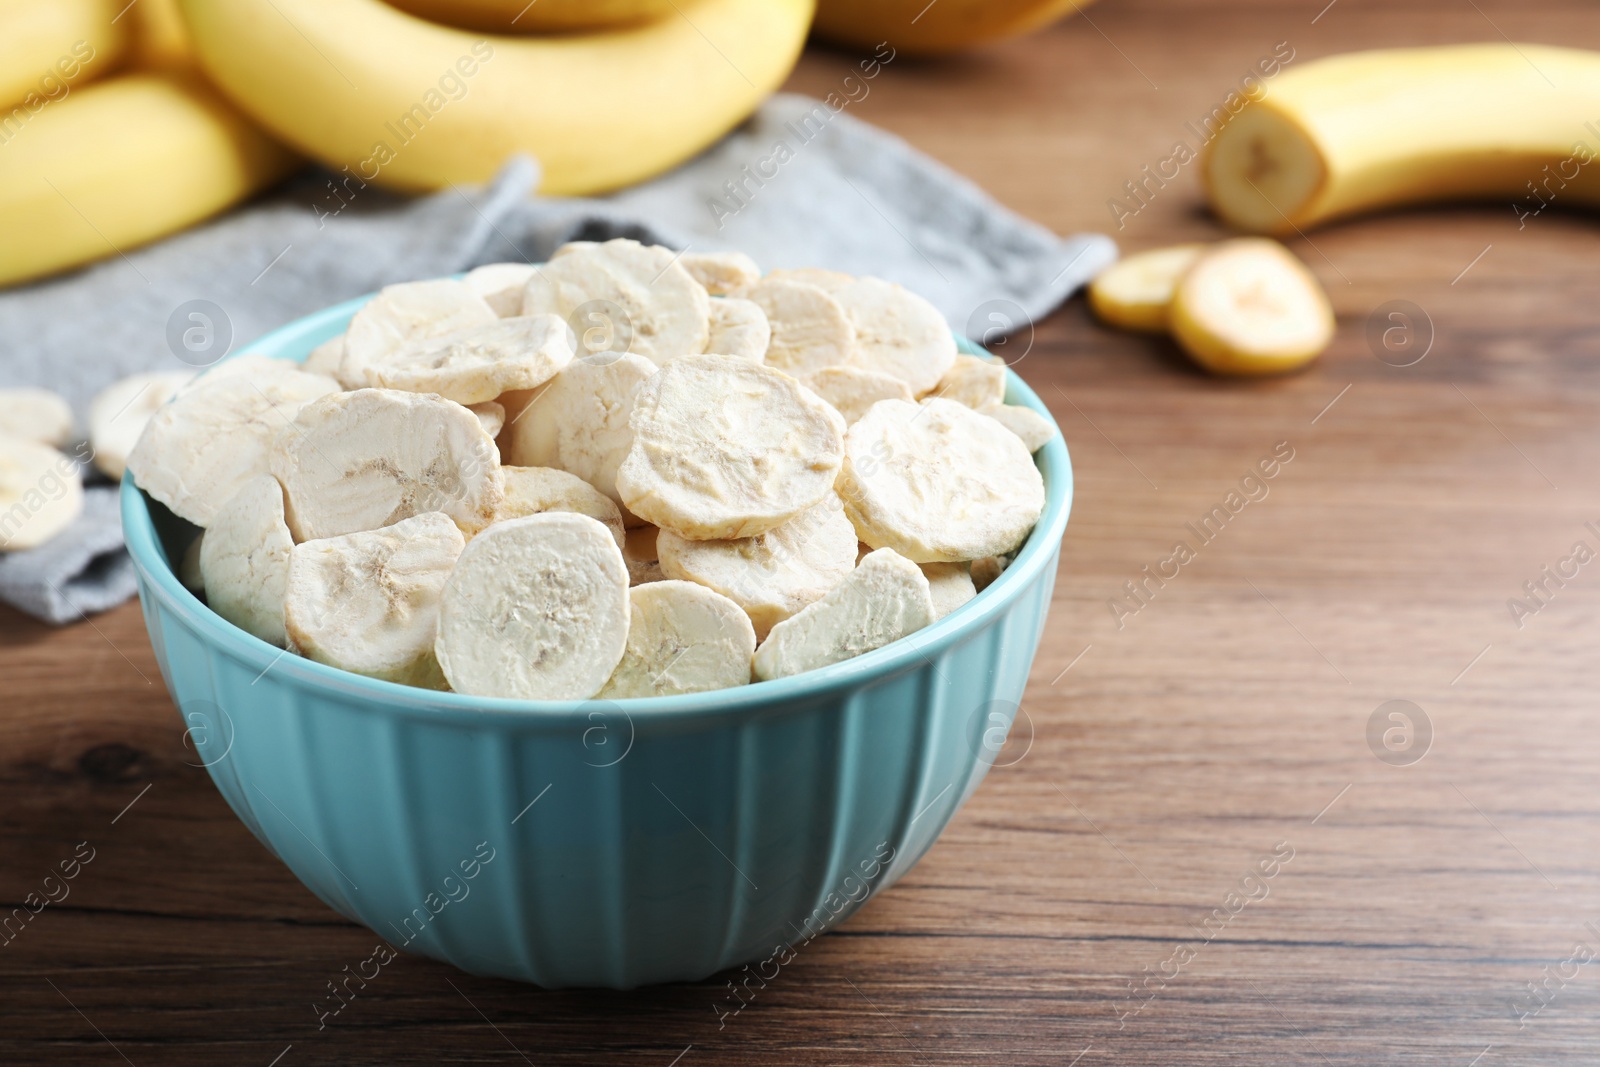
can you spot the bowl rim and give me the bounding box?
[121,289,1074,727]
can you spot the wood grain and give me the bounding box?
[6,0,1600,1062]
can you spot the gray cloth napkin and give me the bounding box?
[0,93,1115,623]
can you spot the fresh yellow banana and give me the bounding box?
[1088,243,1204,333]
[814,0,1093,56]
[0,71,298,287]
[0,0,128,110]
[175,0,814,195]
[383,0,680,33]
[1203,43,1600,234]
[1168,238,1334,377]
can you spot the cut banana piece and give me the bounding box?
[88,370,197,480]
[596,580,757,698]
[497,466,625,550]
[0,388,74,448]
[521,239,710,363]
[284,511,464,688]
[340,279,497,389]
[744,278,856,377]
[126,357,340,527]
[657,493,857,639]
[1169,238,1334,376]
[804,366,913,426]
[752,547,935,681]
[0,438,83,552]
[681,251,761,296]
[468,400,505,439]
[705,297,771,361]
[435,513,630,700]
[271,388,503,541]
[198,474,293,645]
[617,354,847,540]
[928,354,1006,408]
[980,403,1057,453]
[623,524,664,585]
[303,335,345,377]
[503,352,657,509]
[834,277,956,395]
[921,561,976,619]
[464,262,539,317]
[839,397,1044,563]
[1087,244,1205,333]
[369,314,575,405]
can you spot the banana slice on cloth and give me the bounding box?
[284,511,464,688]
[0,438,83,551]
[596,580,756,698]
[681,250,761,296]
[838,397,1044,563]
[497,466,625,550]
[126,357,340,527]
[804,366,914,426]
[503,352,657,510]
[521,238,710,364]
[271,388,503,541]
[705,297,770,361]
[928,354,1006,409]
[657,493,857,639]
[832,277,956,395]
[1088,244,1205,333]
[1170,238,1334,376]
[921,561,976,620]
[88,371,196,480]
[744,277,856,377]
[979,403,1056,453]
[616,354,846,540]
[464,262,539,317]
[369,314,574,405]
[435,512,630,700]
[199,474,293,645]
[340,279,497,388]
[752,547,934,681]
[0,388,74,448]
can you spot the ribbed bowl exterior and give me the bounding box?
[123,298,1073,989]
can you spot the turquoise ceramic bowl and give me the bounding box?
[121,292,1073,989]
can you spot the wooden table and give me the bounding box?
[6,0,1600,1062]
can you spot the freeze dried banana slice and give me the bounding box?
[0,388,73,447]
[369,315,575,405]
[199,474,293,645]
[929,354,1006,409]
[596,580,756,698]
[503,352,656,509]
[551,241,598,259]
[980,403,1056,453]
[752,548,935,681]
[271,388,503,541]
[805,366,913,426]
[284,511,464,688]
[838,397,1044,563]
[497,465,625,550]
[617,354,847,540]
[0,438,83,551]
[681,250,761,296]
[764,267,854,292]
[623,524,664,585]
[88,370,196,480]
[657,493,857,639]
[303,335,346,377]
[970,555,1008,592]
[521,238,710,364]
[464,262,539,317]
[435,513,630,700]
[921,561,976,619]
[340,279,497,389]
[745,278,855,377]
[178,533,206,594]
[705,297,770,361]
[126,359,340,527]
[834,277,956,395]
[469,401,505,439]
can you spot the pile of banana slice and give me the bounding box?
[121,239,1055,700]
